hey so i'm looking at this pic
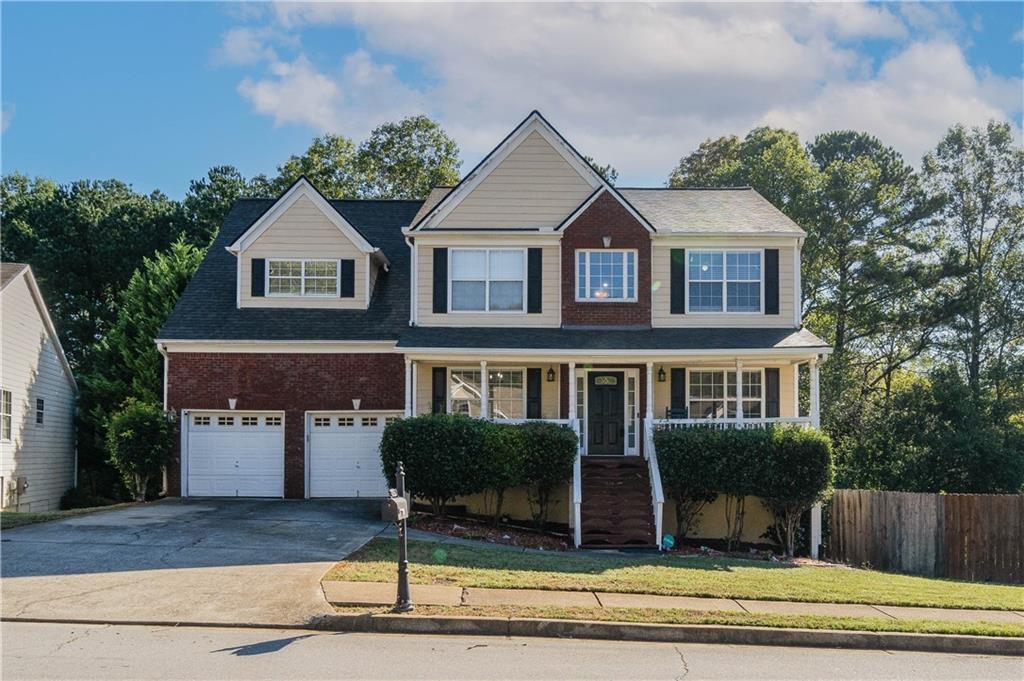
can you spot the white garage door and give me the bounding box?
[308,412,399,498]
[186,412,284,497]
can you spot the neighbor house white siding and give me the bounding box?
[239,194,374,309]
[0,275,76,511]
[437,131,594,230]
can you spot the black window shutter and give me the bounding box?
[526,368,542,419]
[765,368,780,417]
[670,249,686,314]
[251,258,265,297]
[527,248,542,313]
[339,259,355,298]
[433,248,448,313]
[765,249,779,315]
[431,367,447,414]
[670,368,686,416]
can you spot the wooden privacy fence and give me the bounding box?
[829,489,1023,584]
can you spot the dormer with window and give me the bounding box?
[227,178,389,310]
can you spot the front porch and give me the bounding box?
[401,349,825,551]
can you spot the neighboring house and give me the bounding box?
[0,263,77,511]
[159,112,831,552]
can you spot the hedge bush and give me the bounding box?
[106,399,173,502]
[655,425,832,553]
[379,416,578,524]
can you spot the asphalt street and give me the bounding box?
[3,622,1021,681]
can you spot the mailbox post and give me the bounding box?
[383,461,414,613]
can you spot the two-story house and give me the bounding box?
[159,112,830,551]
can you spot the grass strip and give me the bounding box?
[0,503,137,530]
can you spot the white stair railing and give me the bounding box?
[570,417,583,548]
[643,417,665,550]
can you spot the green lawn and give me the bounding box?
[327,538,1024,611]
[0,503,135,530]
[334,605,1024,638]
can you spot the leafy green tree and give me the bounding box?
[922,121,1024,404]
[0,175,200,370]
[106,399,173,501]
[762,427,833,557]
[583,156,618,185]
[668,135,742,187]
[356,115,461,198]
[271,133,361,197]
[183,166,269,244]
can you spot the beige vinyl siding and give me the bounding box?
[415,363,562,419]
[437,131,594,230]
[653,363,797,419]
[416,242,560,327]
[0,277,76,512]
[651,238,798,328]
[240,194,371,309]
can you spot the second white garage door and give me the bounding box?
[308,412,399,498]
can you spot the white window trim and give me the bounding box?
[685,367,766,419]
[0,389,11,441]
[574,249,638,303]
[446,366,528,419]
[448,248,527,314]
[265,258,341,298]
[35,398,44,427]
[574,367,640,456]
[685,248,765,315]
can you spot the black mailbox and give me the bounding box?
[382,490,409,522]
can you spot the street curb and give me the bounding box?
[5,614,1021,656]
[315,613,1024,657]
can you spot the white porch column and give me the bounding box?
[567,362,577,421]
[410,360,417,416]
[809,356,820,428]
[735,361,744,425]
[811,503,822,559]
[479,360,489,419]
[404,359,413,417]
[645,362,654,421]
[792,362,801,417]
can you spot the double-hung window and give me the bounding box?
[688,370,763,419]
[687,250,762,312]
[267,259,339,297]
[450,249,524,312]
[448,369,525,419]
[1,389,11,440]
[576,250,636,301]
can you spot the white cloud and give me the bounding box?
[1,104,13,133]
[212,27,278,66]
[223,3,1021,182]
[1013,28,1024,43]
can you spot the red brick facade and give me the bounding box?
[166,352,405,498]
[561,191,652,327]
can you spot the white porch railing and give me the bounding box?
[490,418,571,426]
[643,417,665,550]
[653,416,812,431]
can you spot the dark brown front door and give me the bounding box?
[587,372,624,455]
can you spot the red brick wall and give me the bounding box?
[561,191,652,327]
[166,352,405,498]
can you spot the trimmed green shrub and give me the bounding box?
[654,428,721,538]
[479,422,525,526]
[518,422,579,529]
[105,399,173,502]
[718,428,771,550]
[379,414,488,517]
[763,427,834,557]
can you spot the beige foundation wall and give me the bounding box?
[414,362,563,419]
[450,485,571,528]
[651,237,800,328]
[652,363,798,419]
[663,495,776,544]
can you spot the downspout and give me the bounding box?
[156,342,170,496]
[405,234,417,326]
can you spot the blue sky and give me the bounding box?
[3,2,1022,198]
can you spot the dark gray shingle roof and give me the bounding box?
[617,188,806,236]
[159,199,422,341]
[0,262,29,289]
[397,327,828,351]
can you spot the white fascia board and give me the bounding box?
[7,267,78,392]
[227,178,375,255]
[157,339,398,354]
[398,347,833,362]
[655,231,807,239]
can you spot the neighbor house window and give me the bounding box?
[687,250,761,312]
[450,249,525,312]
[267,259,339,297]
[1,390,11,440]
[576,250,636,301]
[35,399,44,426]
[449,369,525,419]
[688,370,764,419]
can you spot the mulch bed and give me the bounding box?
[409,514,570,551]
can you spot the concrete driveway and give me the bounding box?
[1,498,389,626]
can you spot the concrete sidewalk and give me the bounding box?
[322,581,1024,625]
